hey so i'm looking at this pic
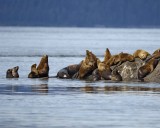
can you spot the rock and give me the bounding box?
[114,58,144,81]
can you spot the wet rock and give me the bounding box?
[114,58,144,81]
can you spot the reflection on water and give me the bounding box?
[1,84,160,95]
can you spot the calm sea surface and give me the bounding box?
[0,27,160,128]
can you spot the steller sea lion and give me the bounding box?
[133,49,150,60]
[106,52,134,66]
[138,58,159,81]
[37,55,49,77]
[57,64,81,79]
[103,48,112,63]
[97,58,112,80]
[153,48,160,55]
[28,64,39,78]
[6,66,19,78]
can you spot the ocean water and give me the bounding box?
[0,27,160,128]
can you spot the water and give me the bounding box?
[0,27,160,128]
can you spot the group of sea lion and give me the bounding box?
[6,48,160,83]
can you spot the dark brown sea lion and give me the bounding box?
[6,66,19,78]
[138,58,159,81]
[57,64,81,79]
[133,49,150,60]
[28,64,39,78]
[111,69,122,81]
[37,55,49,77]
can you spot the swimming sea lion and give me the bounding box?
[6,66,19,78]
[28,64,39,78]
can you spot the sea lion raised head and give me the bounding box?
[6,66,19,78]
[85,50,97,68]
[133,49,150,60]
[12,66,19,78]
[28,64,39,78]
[103,48,112,63]
[153,48,160,55]
[37,55,49,78]
[6,69,13,78]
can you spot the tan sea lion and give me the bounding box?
[28,64,39,78]
[106,52,134,66]
[103,48,112,63]
[97,59,112,80]
[138,58,159,80]
[153,48,160,55]
[133,49,150,60]
[37,55,49,77]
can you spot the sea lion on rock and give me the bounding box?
[6,66,19,78]
[97,59,112,80]
[76,50,98,79]
[106,52,134,66]
[28,64,39,78]
[133,49,150,60]
[103,48,112,63]
[138,58,159,81]
[153,48,160,55]
[111,69,122,81]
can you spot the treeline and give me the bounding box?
[0,0,160,27]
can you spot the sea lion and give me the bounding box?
[97,59,112,80]
[111,69,122,81]
[76,50,98,79]
[6,66,19,78]
[37,55,49,77]
[57,64,81,79]
[133,49,150,60]
[138,58,159,81]
[103,48,112,63]
[106,52,134,66]
[28,64,39,78]
[153,48,160,55]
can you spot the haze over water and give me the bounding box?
[0,27,160,128]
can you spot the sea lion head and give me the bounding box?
[12,66,19,78]
[6,69,13,78]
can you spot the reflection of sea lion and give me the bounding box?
[106,52,134,66]
[6,66,19,78]
[37,55,49,77]
[138,58,159,80]
[103,48,111,63]
[28,64,39,78]
[57,64,81,79]
[133,49,150,60]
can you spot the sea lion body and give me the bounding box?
[138,58,159,80]
[28,64,39,78]
[133,49,150,60]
